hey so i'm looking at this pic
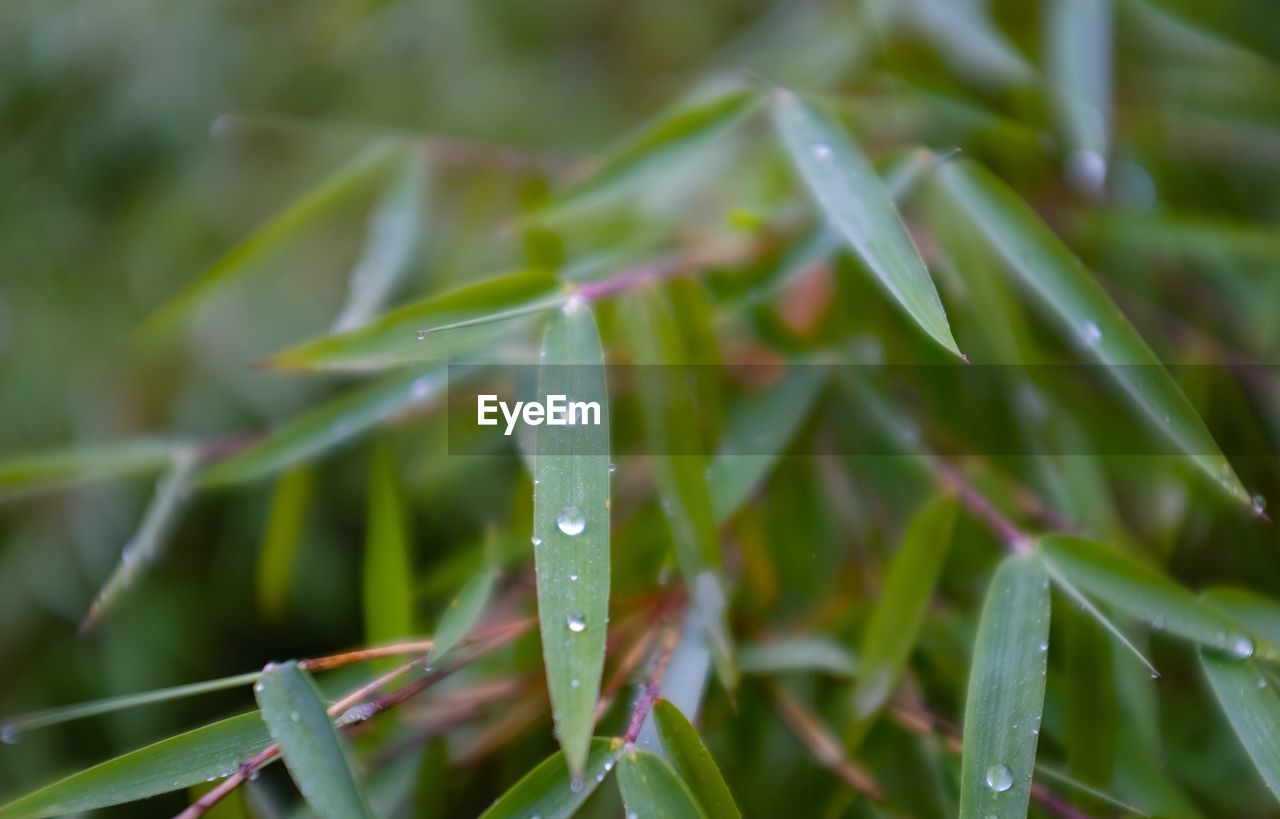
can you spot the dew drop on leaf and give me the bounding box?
[984,763,1013,793]
[557,506,586,536]
[567,611,587,633]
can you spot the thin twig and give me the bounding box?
[621,622,682,744]
[930,455,1033,552]
[767,684,884,800]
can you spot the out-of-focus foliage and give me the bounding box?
[1,0,1279,816]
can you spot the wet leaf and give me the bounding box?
[254,661,373,819]
[532,299,611,778]
[772,90,962,358]
[1045,0,1113,193]
[616,747,710,819]
[958,553,1049,819]
[1200,651,1280,803]
[478,739,620,819]
[653,700,741,819]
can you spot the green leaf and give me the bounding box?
[1062,600,1117,805]
[958,553,1050,819]
[0,712,270,818]
[144,140,405,334]
[616,747,710,819]
[532,299,611,778]
[850,494,957,738]
[543,81,760,218]
[363,444,416,646]
[254,661,374,819]
[708,366,825,524]
[266,270,563,372]
[0,439,180,501]
[1039,535,1258,656]
[81,447,201,632]
[901,0,1034,87]
[737,637,857,679]
[771,89,962,358]
[478,738,620,819]
[1045,0,1112,193]
[428,567,497,665]
[256,467,314,622]
[653,700,742,819]
[1205,587,1280,657]
[333,151,429,333]
[1199,651,1280,803]
[930,159,1250,506]
[200,368,444,487]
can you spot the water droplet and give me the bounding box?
[289,710,300,723]
[984,763,1013,793]
[1,723,19,744]
[567,611,587,633]
[811,144,832,159]
[411,377,434,403]
[1259,678,1268,690]
[569,572,579,582]
[1038,642,1048,653]
[603,759,615,772]
[416,330,428,341]
[571,678,581,689]
[627,811,639,819]
[1081,321,1102,346]
[608,463,617,474]
[569,777,584,793]
[1229,635,1255,660]
[1252,493,1268,516]
[563,295,586,316]
[1066,149,1107,194]
[557,506,586,536]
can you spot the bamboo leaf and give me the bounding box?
[363,444,416,646]
[266,270,563,372]
[256,467,314,622]
[1045,0,1113,192]
[81,447,200,633]
[771,89,962,358]
[199,368,445,487]
[427,568,497,666]
[144,141,405,334]
[532,298,611,779]
[1204,587,1280,654]
[1039,535,1259,656]
[543,81,760,218]
[616,747,710,819]
[1199,651,1280,803]
[0,439,180,501]
[850,494,957,737]
[478,738,620,819]
[930,159,1251,506]
[902,0,1034,88]
[0,712,270,818]
[254,661,374,819]
[737,637,857,679]
[958,553,1050,819]
[333,152,429,333]
[708,366,825,524]
[653,700,741,819]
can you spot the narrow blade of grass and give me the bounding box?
[427,568,497,666]
[1045,0,1112,193]
[1039,535,1259,656]
[532,298,611,779]
[653,699,741,819]
[256,467,314,622]
[254,661,374,819]
[958,553,1050,819]
[143,140,405,334]
[1204,587,1280,660]
[477,738,620,819]
[1200,650,1280,803]
[265,270,562,372]
[849,493,957,741]
[902,0,1034,87]
[363,445,416,646]
[930,159,1251,506]
[333,151,429,332]
[737,637,857,679]
[771,89,962,358]
[617,747,710,819]
[0,439,179,502]
[199,367,445,487]
[0,712,270,818]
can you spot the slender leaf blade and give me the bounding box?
[254,661,374,819]
[653,700,741,819]
[266,270,562,372]
[616,747,710,819]
[1045,0,1113,193]
[0,439,179,501]
[771,90,962,358]
[363,445,416,646]
[428,568,497,665]
[256,467,314,621]
[850,494,957,737]
[930,159,1250,505]
[532,299,611,778]
[1199,651,1280,802]
[959,553,1050,819]
[478,739,620,819]
[0,712,270,818]
[1040,535,1258,656]
[737,637,857,679]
